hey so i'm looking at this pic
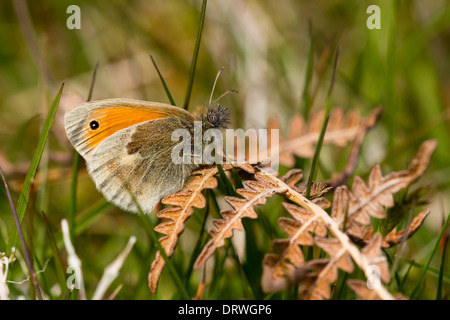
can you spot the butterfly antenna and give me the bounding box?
[212,89,239,105]
[209,66,225,106]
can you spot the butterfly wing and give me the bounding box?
[64,98,191,161]
[64,98,198,213]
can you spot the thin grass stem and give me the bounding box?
[183,0,207,110]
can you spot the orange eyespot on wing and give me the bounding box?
[84,106,168,150]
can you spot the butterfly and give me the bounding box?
[64,98,229,213]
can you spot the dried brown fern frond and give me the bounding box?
[332,140,437,241]
[268,107,382,167]
[148,138,435,297]
[148,162,257,293]
[327,107,383,187]
[194,173,285,269]
[274,234,390,300]
[260,175,336,294]
[351,209,431,248]
[261,199,329,293]
[347,279,408,300]
[261,140,436,299]
[299,236,355,299]
[382,209,430,247]
[279,168,332,199]
[260,173,395,299]
[148,165,219,293]
[347,279,380,299]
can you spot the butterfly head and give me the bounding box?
[205,104,230,130]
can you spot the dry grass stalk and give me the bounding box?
[92,236,136,300]
[61,219,86,300]
[0,253,13,300]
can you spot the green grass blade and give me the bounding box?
[410,212,450,299]
[184,192,211,288]
[385,1,397,149]
[0,166,43,299]
[398,258,415,292]
[133,245,156,299]
[305,114,329,199]
[150,54,176,106]
[41,211,67,297]
[209,242,229,299]
[301,20,314,119]
[216,163,237,196]
[305,48,339,198]
[325,48,340,115]
[207,190,229,298]
[333,270,349,300]
[69,63,99,245]
[183,0,207,110]
[75,200,110,235]
[87,61,99,102]
[231,244,256,299]
[132,197,191,299]
[47,199,111,257]
[241,220,261,299]
[383,247,402,290]
[207,187,257,299]
[230,166,244,190]
[68,152,79,245]
[32,251,53,300]
[399,257,450,284]
[436,235,448,300]
[8,83,64,254]
[139,213,191,299]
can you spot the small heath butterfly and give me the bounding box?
[64,98,230,213]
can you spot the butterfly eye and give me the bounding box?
[90,120,100,130]
[207,113,217,125]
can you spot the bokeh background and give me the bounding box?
[0,0,449,299]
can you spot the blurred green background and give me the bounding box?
[0,0,449,299]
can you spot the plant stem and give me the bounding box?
[0,167,43,300]
[183,0,207,110]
